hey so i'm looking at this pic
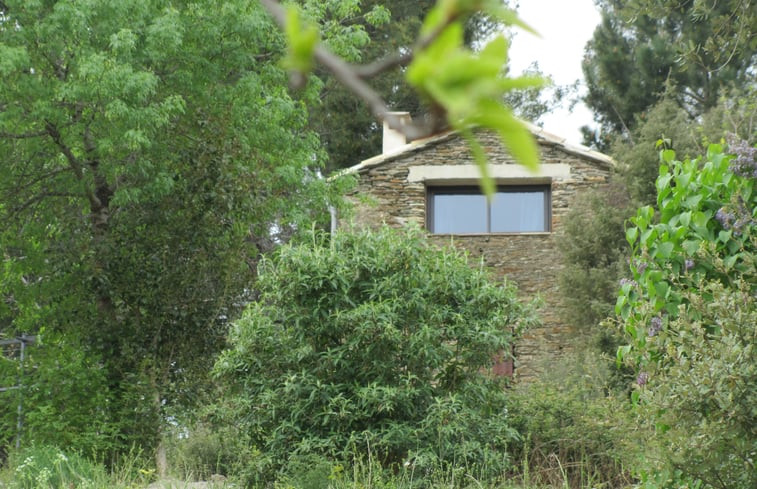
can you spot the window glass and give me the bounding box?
[428,186,549,233]
[431,193,487,234]
[491,190,546,232]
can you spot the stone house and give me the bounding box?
[339,114,614,380]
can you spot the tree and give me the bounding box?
[582,0,756,142]
[0,0,353,465]
[309,0,435,172]
[308,0,550,173]
[214,226,536,483]
[264,0,546,190]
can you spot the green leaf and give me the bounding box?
[682,239,700,255]
[616,344,631,366]
[678,211,692,227]
[655,241,674,259]
[626,227,639,247]
[283,6,320,74]
[469,106,540,172]
[461,129,495,197]
[654,281,669,299]
[661,149,676,163]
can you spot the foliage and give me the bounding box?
[612,95,705,204]
[559,86,757,380]
[309,0,436,172]
[0,333,119,455]
[617,143,757,488]
[0,0,355,460]
[214,226,536,483]
[635,277,757,489]
[6,446,108,489]
[582,0,756,142]
[622,0,757,75]
[0,445,155,489]
[506,357,633,489]
[275,0,545,187]
[558,180,632,334]
[163,396,260,482]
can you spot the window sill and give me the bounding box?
[429,231,552,237]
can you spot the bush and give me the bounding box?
[0,332,120,457]
[214,226,536,482]
[618,142,757,488]
[635,276,757,489]
[4,446,108,489]
[506,352,633,489]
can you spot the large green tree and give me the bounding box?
[582,0,756,143]
[0,0,352,465]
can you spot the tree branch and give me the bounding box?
[9,191,81,218]
[5,167,70,196]
[353,14,463,79]
[45,122,85,181]
[0,129,49,139]
[45,121,103,213]
[259,0,447,141]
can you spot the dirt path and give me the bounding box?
[146,476,231,488]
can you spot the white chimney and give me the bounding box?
[382,112,412,154]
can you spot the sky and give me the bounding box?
[507,0,602,145]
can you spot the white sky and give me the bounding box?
[507,0,601,144]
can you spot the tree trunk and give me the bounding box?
[154,389,168,478]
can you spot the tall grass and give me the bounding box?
[0,445,153,489]
[0,444,628,489]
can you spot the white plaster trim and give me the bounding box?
[407,164,570,183]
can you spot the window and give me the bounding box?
[428,185,551,234]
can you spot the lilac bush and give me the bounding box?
[617,143,757,489]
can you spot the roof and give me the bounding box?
[339,122,615,176]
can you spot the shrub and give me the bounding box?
[0,332,120,457]
[4,446,107,489]
[506,352,633,489]
[214,226,536,482]
[618,142,757,488]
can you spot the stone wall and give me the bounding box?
[343,130,612,380]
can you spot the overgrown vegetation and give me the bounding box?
[1,0,756,488]
[617,143,757,489]
[213,226,536,484]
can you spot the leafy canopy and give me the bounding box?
[582,0,756,143]
[0,0,352,457]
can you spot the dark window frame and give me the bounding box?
[427,184,552,234]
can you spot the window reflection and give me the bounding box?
[429,186,549,233]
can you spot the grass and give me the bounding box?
[0,444,627,489]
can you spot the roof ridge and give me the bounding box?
[335,123,614,177]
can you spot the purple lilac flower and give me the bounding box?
[728,139,757,178]
[685,259,695,272]
[619,278,638,288]
[715,208,736,229]
[636,260,648,275]
[636,372,649,386]
[648,316,663,337]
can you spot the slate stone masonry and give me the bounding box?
[343,130,612,380]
